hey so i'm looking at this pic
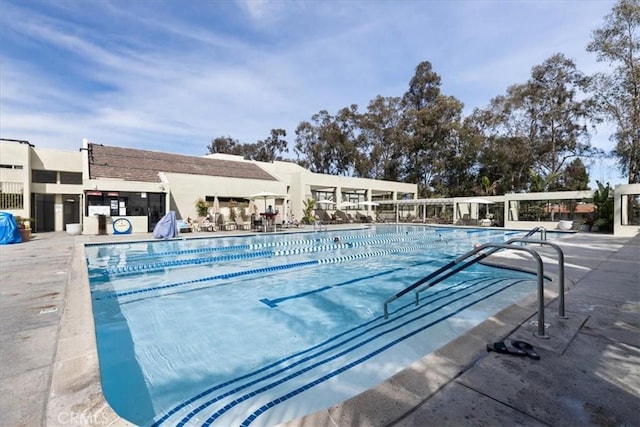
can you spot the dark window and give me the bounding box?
[60,172,82,184]
[85,191,166,219]
[32,170,57,183]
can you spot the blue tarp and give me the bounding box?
[0,212,22,244]
[153,211,178,239]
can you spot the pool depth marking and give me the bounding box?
[239,278,528,427]
[259,258,450,308]
[152,274,530,426]
[172,277,529,427]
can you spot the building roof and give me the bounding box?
[88,144,278,183]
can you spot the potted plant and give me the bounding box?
[195,198,209,217]
[302,199,316,224]
[15,216,32,242]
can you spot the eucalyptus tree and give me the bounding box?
[520,54,596,187]
[587,0,640,184]
[254,128,288,162]
[401,61,466,197]
[208,129,288,162]
[293,106,361,175]
[207,136,241,154]
[470,104,536,194]
[357,95,409,180]
[441,117,484,196]
[428,100,478,197]
[558,158,590,191]
[475,54,596,192]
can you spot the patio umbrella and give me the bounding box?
[248,191,287,212]
[317,200,336,206]
[338,201,358,209]
[358,201,380,207]
[212,195,220,214]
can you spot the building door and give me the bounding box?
[31,193,55,232]
[147,193,166,232]
[63,194,80,228]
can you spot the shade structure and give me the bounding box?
[461,197,495,205]
[248,191,287,212]
[461,197,494,217]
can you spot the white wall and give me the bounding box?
[614,183,640,237]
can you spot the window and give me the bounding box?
[621,194,640,226]
[0,182,24,209]
[85,191,166,217]
[60,172,82,184]
[511,199,592,222]
[32,170,57,183]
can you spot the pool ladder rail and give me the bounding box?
[383,231,566,339]
[523,226,547,241]
[313,220,328,232]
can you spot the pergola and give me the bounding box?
[377,198,454,223]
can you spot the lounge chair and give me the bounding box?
[235,216,251,230]
[217,214,237,231]
[335,210,351,223]
[176,219,192,233]
[200,217,216,232]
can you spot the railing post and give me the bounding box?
[506,238,567,319]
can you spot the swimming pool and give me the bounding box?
[86,225,544,426]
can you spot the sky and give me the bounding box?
[0,0,627,187]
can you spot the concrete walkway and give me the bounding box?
[0,229,638,426]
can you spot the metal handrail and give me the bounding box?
[313,221,327,231]
[504,238,567,319]
[523,226,547,241]
[383,243,550,338]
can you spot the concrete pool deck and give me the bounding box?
[0,228,638,426]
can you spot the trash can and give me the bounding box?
[97,214,107,235]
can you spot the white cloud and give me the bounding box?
[0,0,625,185]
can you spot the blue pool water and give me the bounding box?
[86,225,545,426]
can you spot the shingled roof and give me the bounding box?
[88,144,278,183]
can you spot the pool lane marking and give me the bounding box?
[199,279,529,427]
[243,279,531,427]
[151,275,504,426]
[99,231,448,276]
[93,241,451,300]
[259,257,447,308]
[259,268,404,308]
[154,276,526,427]
[96,229,441,266]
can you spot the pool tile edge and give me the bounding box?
[46,240,134,427]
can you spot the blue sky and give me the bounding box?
[0,0,625,186]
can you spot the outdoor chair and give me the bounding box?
[200,218,216,232]
[235,216,251,230]
[176,219,192,233]
[217,214,237,231]
[335,210,351,223]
